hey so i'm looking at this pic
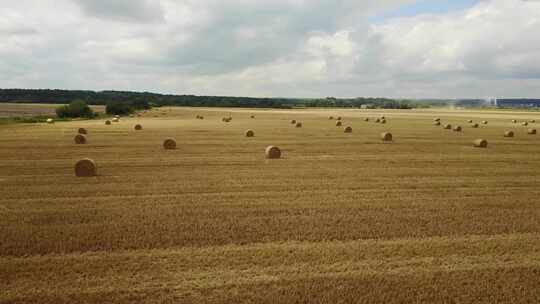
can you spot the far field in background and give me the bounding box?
[0,103,105,118]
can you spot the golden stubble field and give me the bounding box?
[1,106,540,303]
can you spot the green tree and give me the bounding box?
[56,100,94,118]
[106,101,133,115]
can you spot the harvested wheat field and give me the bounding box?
[2,106,540,303]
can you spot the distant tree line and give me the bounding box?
[0,89,414,110]
[303,97,415,109]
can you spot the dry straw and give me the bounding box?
[265,146,281,159]
[381,132,393,142]
[74,134,87,144]
[78,128,87,135]
[245,129,255,137]
[75,158,97,177]
[504,130,514,138]
[163,138,177,150]
[134,124,143,130]
[473,139,488,148]
[344,126,352,133]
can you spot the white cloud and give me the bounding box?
[0,0,539,98]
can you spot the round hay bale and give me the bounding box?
[504,130,514,138]
[46,118,54,124]
[512,119,517,123]
[375,118,381,123]
[105,120,111,125]
[443,124,452,130]
[380,116,386,120]
[329,116,334,120]
[199,116,204,120]
[163,138,177,150]
[222,117,227,122]
[78,128,87,135]
[482,121,488,125]
[75,158,97,177]
[295,122,303,128]
[381,132,393,142]
[467,119,473,123]
[265,146,281,159]
[364,118,370,122]
[74,134,87,144]
[380,119,387,124]
[453,125,462,132]
[336,121,343,127]
[134,124,143,131]
[245,129,255,137]
[250,115,255,119]
[344,126,352,133]
[291,119,297,124]
[522,122,529,126]
[337,117,342,121]
[434,118,441,122]
[528,129,537,135]
[112,117,119,123]
[531,119,536,123]
[473,139,488,148]
[196,115,201,119]
[471,123,479,128]
[114,115,120,119]
[434,121,441,126]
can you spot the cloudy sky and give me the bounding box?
[1,0,539,98]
